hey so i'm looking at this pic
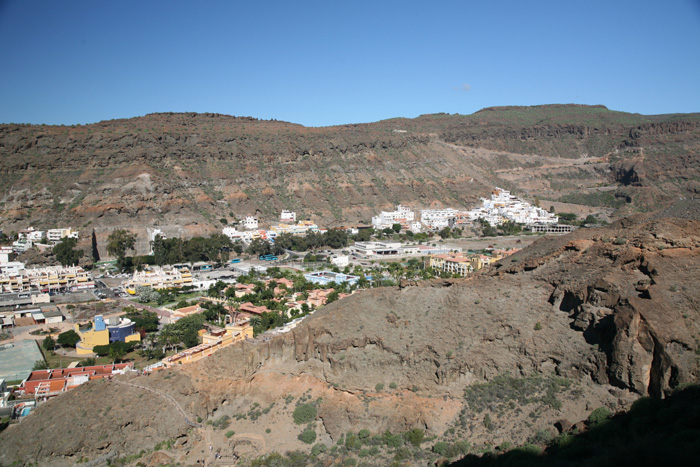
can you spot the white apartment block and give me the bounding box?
[420,208,459,229]
[18,228,45,243]
[222,227,243,242]
[124,266,193,292]
[0,265,94,293]
[371,205,415,230]
[46,228,79,244]
[223,227,277,244]
[243,216,259,230]
[270,220,319,237]
[280,210,297,222]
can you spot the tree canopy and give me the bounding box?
[57,330,81,348]
[53,237,84,266]
[152,233,232,265]
[107,229,136,269]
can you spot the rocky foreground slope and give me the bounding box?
[1,205,698,466]
[1,105,699,255]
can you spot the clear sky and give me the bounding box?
[1,0,699,127]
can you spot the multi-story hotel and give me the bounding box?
[0,265,94,293]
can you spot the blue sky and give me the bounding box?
[1,0,699,127]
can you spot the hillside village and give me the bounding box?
[0,187,579,429]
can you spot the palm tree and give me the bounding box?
[227,297,240,325]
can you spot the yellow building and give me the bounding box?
[429,254,473,276]
[162,320,253,368]
[74,315,141,355]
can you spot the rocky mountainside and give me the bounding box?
[1,105,699,254]
[1,205,698,466]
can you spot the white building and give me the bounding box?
[243,216,259,230]
[0,247,14,264]
[149,228,165,254]
[46,228,79,244]
[222,227,244,242]
[465,188,558,227]
[18,228,45,243]
[280,210,297,222]
[330,255,349,268]
[371,205,415,230]
[420,208,459,229]
[353,241,403,257]
[0,261,25,275]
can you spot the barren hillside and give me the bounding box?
[1,105,699,255]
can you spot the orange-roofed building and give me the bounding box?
[18,363,133,398]
[238,302,270,315]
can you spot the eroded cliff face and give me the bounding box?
[496,215,700,398]
[2,106,699,254]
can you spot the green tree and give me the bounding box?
[33,360,49,370]
[53,237,84,266]
[108,341,128,362]
[247,238,273,256]
[57,330,81,347]
[91,229,100,262]
[136,286,160,304]
[392,223,402,233]
[42,335,56,351]
[325,290,340,304]
[125,308,159,333]
[107,229,136,269]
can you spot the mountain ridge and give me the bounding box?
[1,104,699,256]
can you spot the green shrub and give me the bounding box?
[293,403,317,425]
[358,429,370,439]
[375,383,384,391]
[211,415,231,430]
[389,382,397,389]
[446,440,471,458]
[346,433,362,450]
[588,407,612,427]
[497,441,512,452]
[383,431,403,448]
[298,429,317,444]
[311,443,327,456]
[405,428,424,446]
[432,441,448,455]
[225,430,235,438]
